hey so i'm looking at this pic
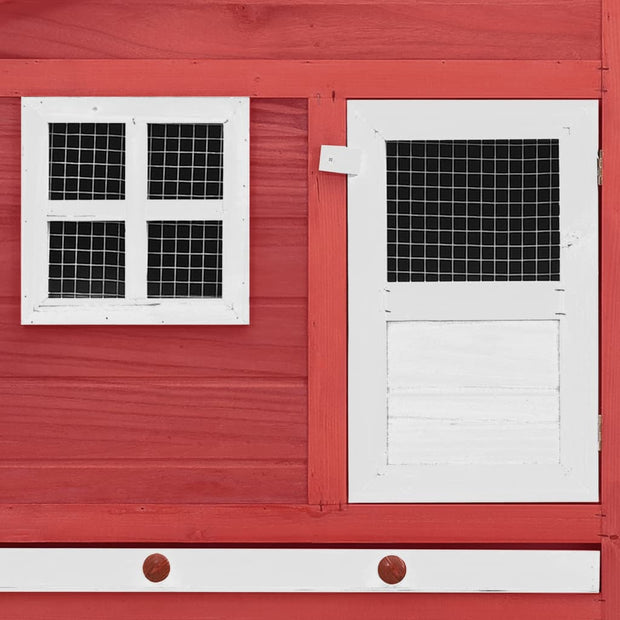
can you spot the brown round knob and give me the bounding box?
[142,553,170,582]
[378,555,407,584]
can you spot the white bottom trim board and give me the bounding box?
[0,549,600,592]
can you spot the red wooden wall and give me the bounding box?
[0,97,308,504]
[0,0,615,619]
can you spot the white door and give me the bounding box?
[348,100,598,502]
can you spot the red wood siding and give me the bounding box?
[0,98,308,504]
[0,1,600,61]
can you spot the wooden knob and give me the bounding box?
[142,553,170,582]
[378,555,407,584]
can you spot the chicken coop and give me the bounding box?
[0,1,618,618]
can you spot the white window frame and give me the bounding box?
[21,97,249,325]
[348,100,599,502]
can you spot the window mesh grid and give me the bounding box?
[148,124,224,200]
[48,221,125,298]
[49,123,126,200]
[147,221,223,298]
[386,139,560,282]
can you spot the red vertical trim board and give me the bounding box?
[307,95,348,505]
[602,1,620,618]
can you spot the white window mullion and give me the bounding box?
[124,119,147,300]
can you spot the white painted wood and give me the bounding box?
[388,320,559,389]
[319,144,362,175]
[386,283,562,320]
[387,321,560,465]
[389,413,559,465]
[0,549,599,593]
[348,100,599,502]
[21,97,249,325]
[123,112,146,300]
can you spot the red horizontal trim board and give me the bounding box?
[0,60,602,99]
[0,592,602,620]
[0,504,601,545]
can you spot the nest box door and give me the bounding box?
[347,99,599,503]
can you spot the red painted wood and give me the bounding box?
[0,464,307,504]
[0,379,306,461]
[0,299,306,377]
[307,96,347,506]
[0,592,602,619]
[0,1,600,61]
[0,98,308,505]
[601,1,620,618]
[0,504,601,544]
[0,60,601,99]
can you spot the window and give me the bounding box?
[348,100,598,502]
[21,97,249,324]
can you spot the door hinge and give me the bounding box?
[598,414,603,451]
[597,150,603,186]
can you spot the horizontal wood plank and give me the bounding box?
[0,504,602,544]
[0,60,602,99]
[0,592,602,620]
[0,2,600,60]
[0,465,307,504]
[0,299,307,377]
[0,378,306,461]
[0,548,600,592]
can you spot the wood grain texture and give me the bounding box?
[0,1,600,60]
[307,95,347,505]
[387,321,560,465]
[0,299,307,377]
[602,1,620,618]
[0,592,602,620]
[0,504,601,544]
[0,60,602,99]
[0,464,307,504]
[0,379,306,461]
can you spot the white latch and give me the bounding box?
[319,145,362,175]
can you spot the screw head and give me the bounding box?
[378,555,407,584]
[142,553,170,583]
